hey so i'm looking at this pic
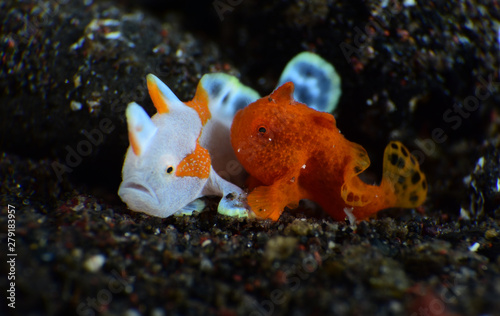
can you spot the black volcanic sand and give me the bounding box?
[1,0,500,315]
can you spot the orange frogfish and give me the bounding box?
[230,82,427,221]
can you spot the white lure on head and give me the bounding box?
[118,52,341,218]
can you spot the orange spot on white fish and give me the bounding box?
[129,131,141,156]
[175,141,211,179]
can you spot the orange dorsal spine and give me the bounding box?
[147,75,170,114]
[185,84,211,126]
[270,82,294,102]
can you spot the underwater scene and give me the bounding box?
[1,0,500,315]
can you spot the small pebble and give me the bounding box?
[200,257,214,272]
[83,254,106,272]
[264,236,297,262]
[469,242,480,252]
[70,100,82,111]
[485,229,498,239]
[151,308,166,316]
[124,309,141,316]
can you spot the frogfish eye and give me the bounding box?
[166,165,174,174]
[258,126,267,134]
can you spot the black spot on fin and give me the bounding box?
[381,141,427,208]
[340,141,372,207]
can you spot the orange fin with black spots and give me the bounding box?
[341,141,373,207]
[381,141,427,208]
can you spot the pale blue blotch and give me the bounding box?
[277,52,341,113]
[200,73,260,127]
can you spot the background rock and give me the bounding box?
[1,0,500,315]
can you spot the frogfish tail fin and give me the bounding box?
[341,142,372,207]
[381,141,428,208]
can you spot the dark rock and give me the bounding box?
[462,139,500,219]
[2,0,500,315]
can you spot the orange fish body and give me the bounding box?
[230,82,427,221]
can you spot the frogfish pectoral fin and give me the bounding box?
[248,178,302,221]
[248,185,283,221]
